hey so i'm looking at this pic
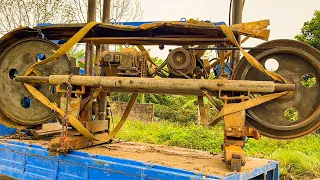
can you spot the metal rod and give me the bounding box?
[85,0,96,75]
[82,37,229,45]
[13,75,295,92]
[94,44,101,76]
[231,0,243,69]
[15,76,49,83]
[186,47,271,50]
[203,90,222,110]
[197,96,207,125]
[274,84,296,92]
[102,0,111,23]
[15,76,295,95]
[97,0,111,122]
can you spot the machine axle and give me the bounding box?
[15,75,294,95]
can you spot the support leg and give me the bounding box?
[223,108,246,172]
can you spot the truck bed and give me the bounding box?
[0,139,278,180]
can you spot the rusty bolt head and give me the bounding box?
[227,128,232,132]
[238,128,242,132]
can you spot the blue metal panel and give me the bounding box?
[0,124,16,136]
[111,21,226,27]
[37,20,226,29]
[0,141,279,180]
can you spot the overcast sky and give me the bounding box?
[140,0,320,59]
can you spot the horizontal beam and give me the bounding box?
[15,76,294,95]
[82,37,229,45]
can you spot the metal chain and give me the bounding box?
[60,74,73,148]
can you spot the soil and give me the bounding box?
[0,175,17,180]
[80,141,270,176]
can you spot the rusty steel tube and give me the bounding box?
[46,76,294,92]
[98,0,111,122]
[15,75,295,93]
[85,0,96,75]
[231,0,243,69]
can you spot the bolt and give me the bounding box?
[238,128,242,132]
[227,128,232,132]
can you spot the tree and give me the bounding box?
[70,0,144,23]
[295,10,320,51]
[0,0,144,36]
[0,0,76,35]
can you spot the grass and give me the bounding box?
[114,118,320,179]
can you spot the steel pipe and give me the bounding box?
[85,0,96,75]
[15,76,295,93]
[231,0,243,69]
[98,0,111,122]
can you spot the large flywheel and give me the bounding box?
[233,39,320,139]
[0,38,71,126]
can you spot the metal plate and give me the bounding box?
[0,38,70,125]
[233,39,320,139]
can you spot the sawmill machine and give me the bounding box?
[0,16,319,172]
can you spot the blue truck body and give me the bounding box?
[0,140,279,180]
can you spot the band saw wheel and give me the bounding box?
[233,39,320,139]
[0,37,71,126]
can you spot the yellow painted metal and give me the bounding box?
[203,24,290,125]
[219,24,285,83]
[24,83,138,142]
[79,87,102,118]
[229,20,270,41]
[225,36,250,59]
[23,22,100,76]
[24,83,98,140]
[208,92,287,125]
[105,93,138,141]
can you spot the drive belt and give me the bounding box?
[207,25,289,125]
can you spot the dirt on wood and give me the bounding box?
[2,139,271,176]
[0,175,17,180]
[80,141,270,176]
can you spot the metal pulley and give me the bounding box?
[167,48,196,76]
[0,38,71,125]
[233,39,320,139]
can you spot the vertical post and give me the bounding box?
[97,0,111,122]
[83,0,97,121]
[231,0,243,71]
[102,0,111,24]
[85,0,96,75]
[197,96,207,125]
[94,44,101,76]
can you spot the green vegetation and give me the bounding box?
[295,10,320,51]
[284,108,299,122]
[301,77,317,88]
[111,93,218,124]
[115,118,320,179]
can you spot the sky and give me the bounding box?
[140,0,320,59]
